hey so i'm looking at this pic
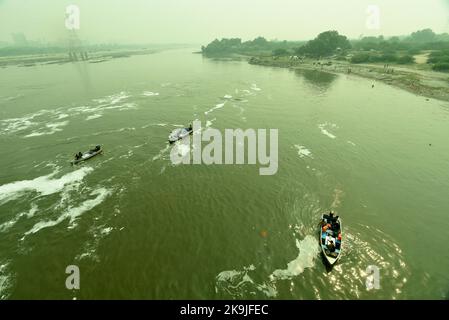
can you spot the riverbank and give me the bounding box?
[0,48,159,68]
[247,56,449,102]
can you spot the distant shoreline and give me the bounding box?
[246,55,449,102]
[0,48,160,68]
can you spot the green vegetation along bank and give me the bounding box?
[202,29,449,102]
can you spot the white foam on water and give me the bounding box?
[318,123,337,139]
[143,91,160,97]
[0,203,38,233]
[117,127,136,132]
[24,121,69,138]
[24,187,111,236]
[294,145,313,158]
[0,262,13,300]
[270,235,320,281]
[0,109,52,134]
[119,150,134,159]
[103,102,137,112]
[69,92,135,115]
[2,94,24,102]
[205,102,225,115]
[216,265,278,298]
[75,223,115,262]
[86,114,102,121]
[0,167,93,205]
[57,113,69,120]
[1,117,36,134]
[205,118,216,128]
[224,94,233,99]
[215,233,319,298]
[347,140,356,146]
[101,227,113,235]
[94,91,130,105]
[251,84,262,91]
[153,145,170,161]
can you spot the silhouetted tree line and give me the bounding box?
[201,37,303,56]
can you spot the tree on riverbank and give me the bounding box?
[295,31,351,57]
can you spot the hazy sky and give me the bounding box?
[0,0,448,44]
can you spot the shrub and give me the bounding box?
[432,63,449,72]
[397,55,415,64]
[272,48,289,56]
[351,53,370,63]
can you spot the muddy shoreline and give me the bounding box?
[247,56,449,102]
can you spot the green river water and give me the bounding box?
[0,49,448,299]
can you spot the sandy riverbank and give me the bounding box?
[248,56,449,102]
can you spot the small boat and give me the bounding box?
[168,126,193,144]
[71,145,103,165]
[319,213,342,266]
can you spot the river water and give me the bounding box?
[0,49,448,299]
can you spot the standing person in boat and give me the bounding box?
[328,211,339,222]
[75,152,83,160]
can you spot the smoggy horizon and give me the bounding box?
[0,0,448,45]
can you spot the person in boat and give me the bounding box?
[322,223,331,232]
[75,152,83,160]
[327,240,336,252]
[324,211,335,223]
[188,124,193,131]
[90,145,101,153]
[331,221,340,231]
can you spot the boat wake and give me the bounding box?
[215,234,320,299]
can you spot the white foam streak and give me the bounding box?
[0,167,93,205]
[86,114,102,121]
[0,204,38,233]
[24,188,111,236]
[143,91,160,97]
[24,121,69,138]
[294,145,313,158]
[318,123,337,139]
[205,102,225,115]
[270,235,319,280]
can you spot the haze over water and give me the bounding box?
[0,49,448,299]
